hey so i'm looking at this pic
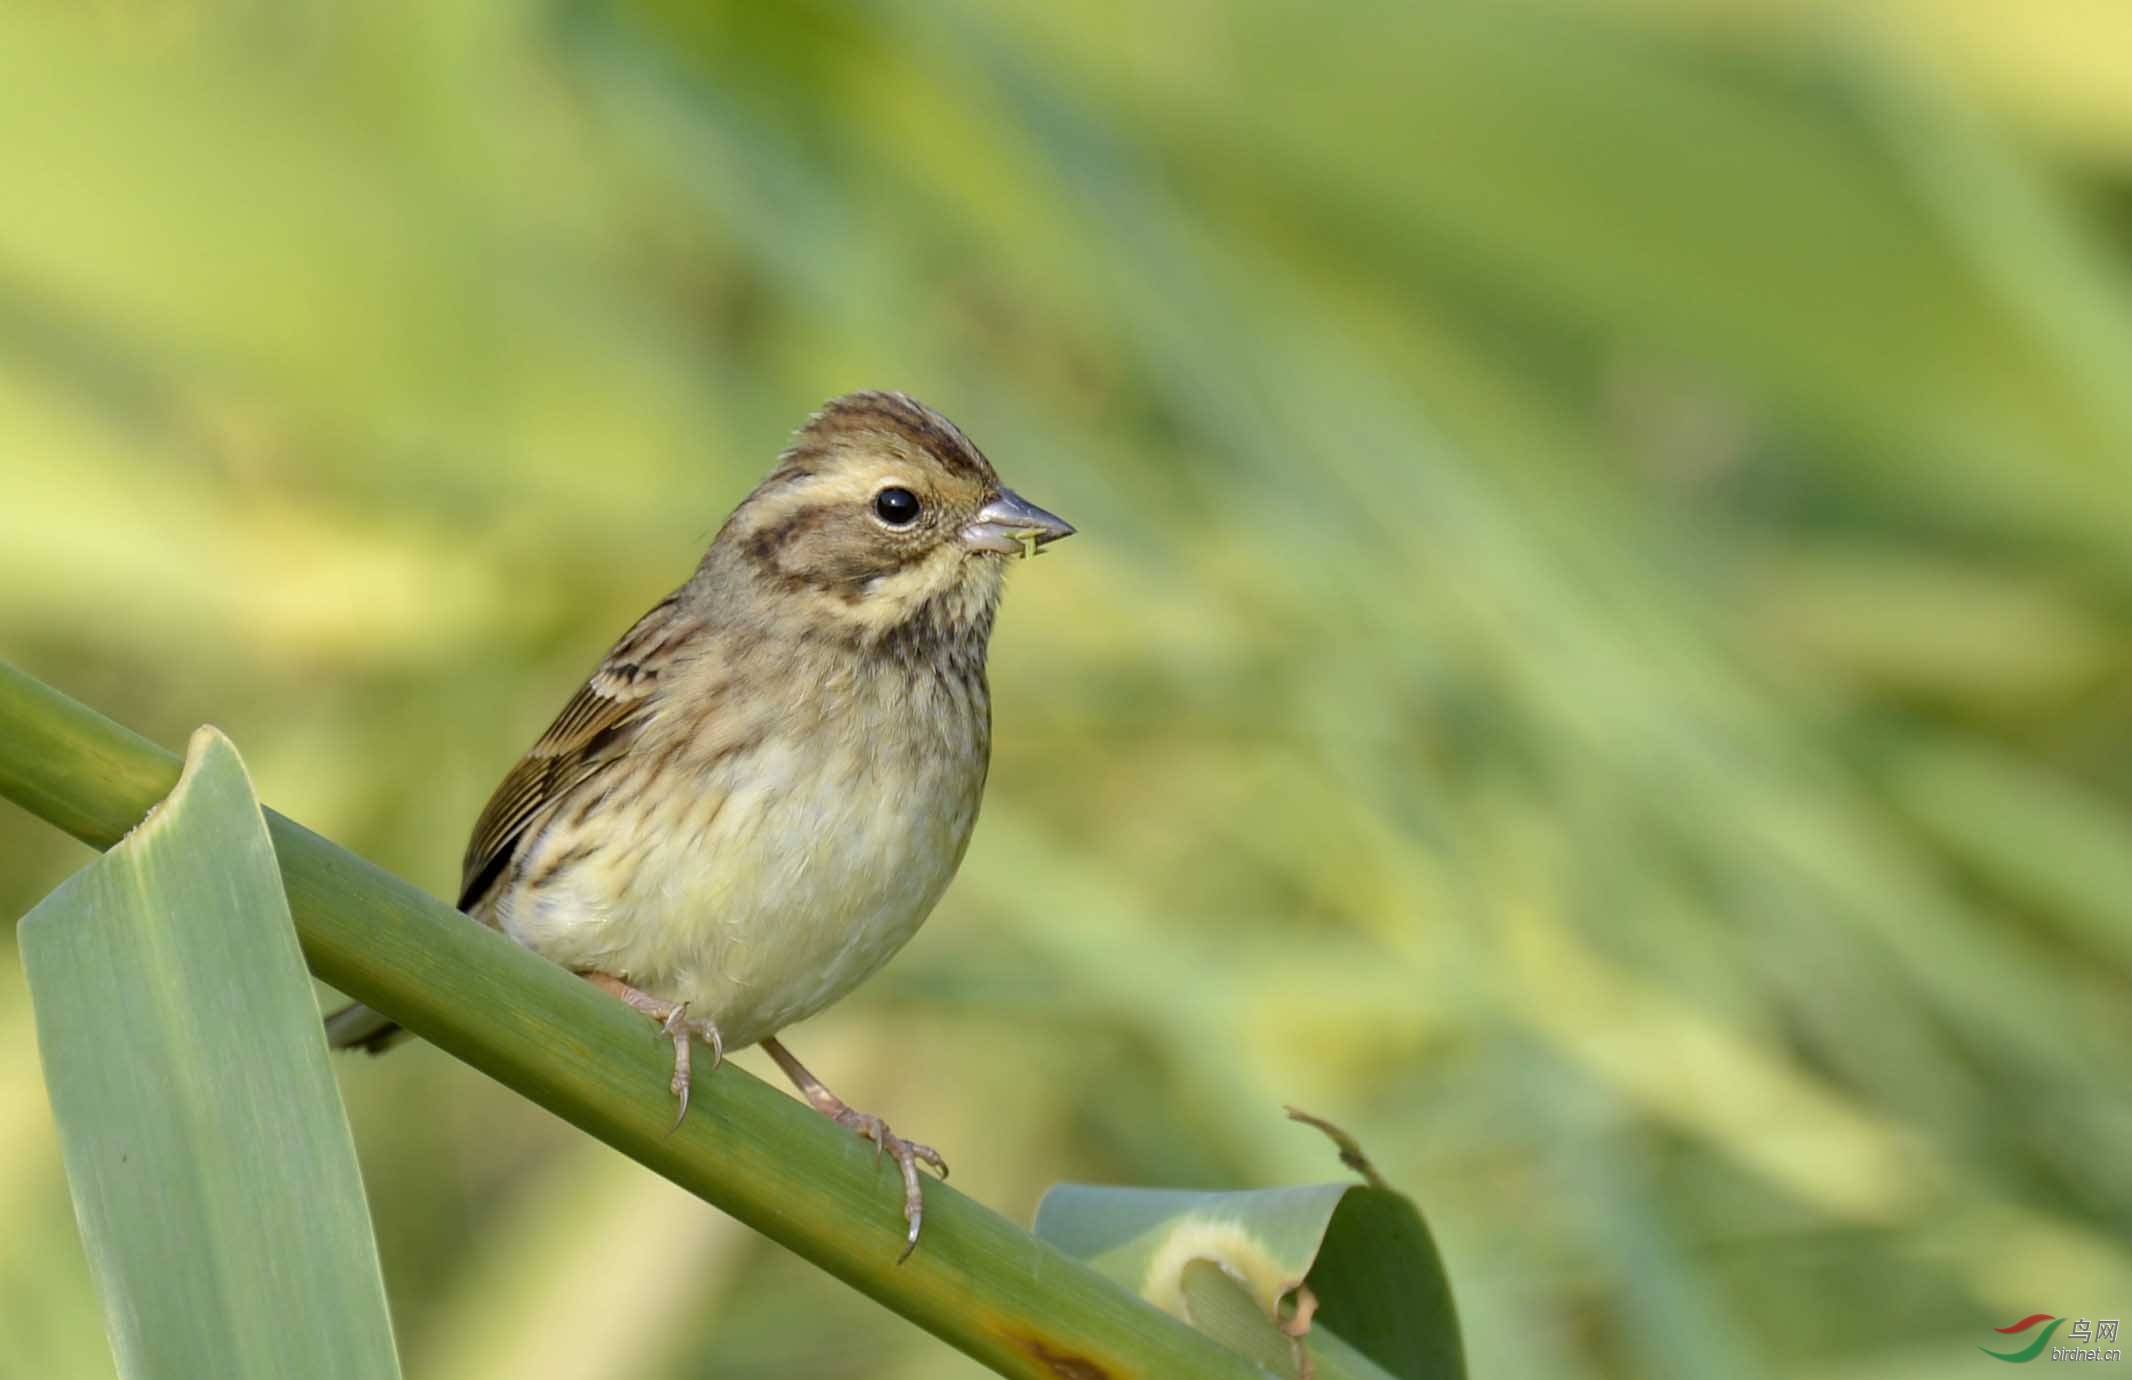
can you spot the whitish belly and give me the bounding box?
[498,738,980,1049]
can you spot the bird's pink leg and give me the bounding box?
[760,1036,947,1261]
[582,971,723,1130]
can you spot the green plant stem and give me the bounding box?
[0,659,1277,1380]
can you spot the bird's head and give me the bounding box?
[710,392,1073,647]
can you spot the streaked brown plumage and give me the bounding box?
[327,391,1072,1254]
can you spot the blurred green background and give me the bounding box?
[4,1,2131,1376]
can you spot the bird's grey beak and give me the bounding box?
[962,488,1075,556]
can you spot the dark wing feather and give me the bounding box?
[457,594,700,912]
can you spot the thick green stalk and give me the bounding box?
[0,659,1274,1380]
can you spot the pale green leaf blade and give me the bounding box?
[1175,1261,1413,1380]
[19,726,400,1380]
[1036,1167,1463,1380]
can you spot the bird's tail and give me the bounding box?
[324,1001,413,1055]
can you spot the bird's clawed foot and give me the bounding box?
[833,1107,948,1262]
[653,1001,726,1128]
[761,1036,948,1262]
[582,972,724,1131]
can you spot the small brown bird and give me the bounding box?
[327,392,1072,1254]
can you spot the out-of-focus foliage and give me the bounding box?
[1,1,2128,1377]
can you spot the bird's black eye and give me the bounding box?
[873,487,921,526]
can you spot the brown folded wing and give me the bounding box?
[457,593,702,912]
